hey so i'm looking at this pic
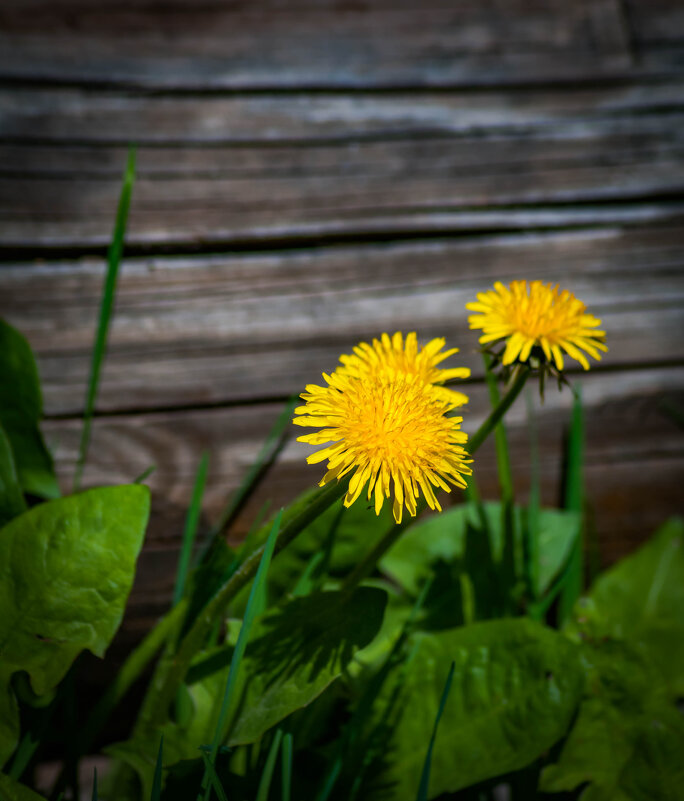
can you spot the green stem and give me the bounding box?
[136,477,350,732]
[342,366,531,591]
[467,365,530,455]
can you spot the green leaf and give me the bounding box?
[380,502,579,623]
[0,771,48,800]
[569,517,684,697]
[221,586,388,746]
[0,424,26,528]
[371,618,583,799]
[0,319,59,499]
[541,639,684,800]
[260,493,394,602]
[0,485,150,765]
[111,587,387,796]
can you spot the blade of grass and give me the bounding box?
[151,736,164,801]
[292,502,344,597]
[281,733,293,801]
[318,580,433,801]
[73,146,136,491]
[79,601,186,755]
[174,452,210,606]
[91,767,98,801]
[207,397,297,544]
[50,604,185,798]
[416,661,455,801]
[201,510,284,798]
[291,551,325,597]
[558,387,585,625]
[256,729,284,801]
[8,697,58,781]
[134,465,156,484]
[137,480,349,735]
[199,753,229,801]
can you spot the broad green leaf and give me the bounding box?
[0,320,59,499]
[218,586,388,746]
[569,517,684,696]
[0,771,48,800]
[380,503,579,623]
[541,639,684,800]
[0,425,26,527]
[370,618,583,799]
[0,485,150,765]
[111,588,387,795]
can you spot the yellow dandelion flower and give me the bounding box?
[294,336,472,524]
[336,331,471,407]
[466,280,607,371]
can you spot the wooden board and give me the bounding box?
[2,84,684,249]
[0,0,683,669]
[0,0,639,90]
[2,221,683,415]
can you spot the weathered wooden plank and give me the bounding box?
[2,222,683,415]
[40,366,684,653]
[2,102,683,247]
[0,0,635,90]
[3,82,684,144]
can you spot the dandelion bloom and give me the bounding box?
[337,331,470,407]
[466,280,607,371]
[294,333,472,524]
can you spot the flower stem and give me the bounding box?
[135,476,350,731]
[467,364,530,456]
[342,365,531,590]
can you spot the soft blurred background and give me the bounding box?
[1,0,683,669]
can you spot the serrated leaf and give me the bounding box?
[370,618,583,799]
[0,319,59,499]
[0,485,150,765]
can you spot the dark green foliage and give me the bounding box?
[0,424,26,528]
[0,319,58,499]
[380,502,580,625]
[364,619,585,799]
[0,486,150,767]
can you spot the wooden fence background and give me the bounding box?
[1,0,683,664]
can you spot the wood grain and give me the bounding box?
[0,0,639,90]
[0,0,683,665]
[2,85,684,248]
[3,221,683,415]
[40,366,684,652]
